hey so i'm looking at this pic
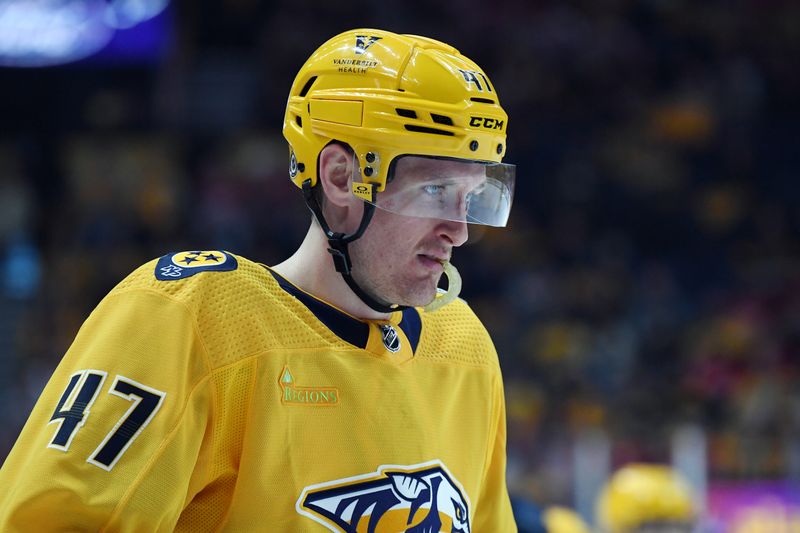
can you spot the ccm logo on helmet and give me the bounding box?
[469,116,504,130]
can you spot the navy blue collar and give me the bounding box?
[267,268,421,353]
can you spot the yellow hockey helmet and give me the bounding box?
[596,464,697,533]
[283,28,513,226]
[543,506,592,533]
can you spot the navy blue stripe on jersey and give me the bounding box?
[399,307,421,354]
[268,268,370,349]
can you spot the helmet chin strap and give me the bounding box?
[302,179,408,315]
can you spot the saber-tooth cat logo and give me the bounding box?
[297,461,471,532]
[355,35,381,54]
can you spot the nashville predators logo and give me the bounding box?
[297,461,471,532]
[355,35,381,55]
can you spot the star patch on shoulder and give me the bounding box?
[154,250,238,281]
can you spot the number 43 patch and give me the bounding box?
[47,370,166,471]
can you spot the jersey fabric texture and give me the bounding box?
[0,252,516,532]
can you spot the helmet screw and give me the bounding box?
[469,140,479,151]
[364,166,374,177]
[497,143,503,154]
[297,163,305,173]
[365,152,376,163]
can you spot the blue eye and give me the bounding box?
[423,184,445,196]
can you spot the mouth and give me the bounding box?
[417,254,447,272]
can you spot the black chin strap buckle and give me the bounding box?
[327,243,351,275]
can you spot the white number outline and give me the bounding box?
[47,370,108,452]
[87,375,167,471]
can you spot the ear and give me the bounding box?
[318,143,357,209]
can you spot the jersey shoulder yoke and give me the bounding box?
[418,298,500,368]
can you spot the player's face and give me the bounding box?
[349,158,483,307]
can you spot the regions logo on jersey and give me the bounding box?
[154,250,238,281]
[297,461,471,533]
[279,366,339,406]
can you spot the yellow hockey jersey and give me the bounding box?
[0,251,516,532]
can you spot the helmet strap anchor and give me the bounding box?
[301,179,408,315]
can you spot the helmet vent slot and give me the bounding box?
[298,76,318,97]
[295,115,302,127]
[470,97,495,104]
[404,125,455,136]
[395,108,417,119]
[430,113,453,126]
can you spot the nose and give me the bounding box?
[439,218,469,247]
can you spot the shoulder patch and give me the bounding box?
[154,250,238,281]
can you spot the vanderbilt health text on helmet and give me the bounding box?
[283,28,514,227]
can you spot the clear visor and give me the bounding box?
[353,155,515,227]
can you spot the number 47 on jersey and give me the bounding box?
[47,369,166,471]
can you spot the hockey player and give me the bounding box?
[596,463,698,533]
[0,29,517,531]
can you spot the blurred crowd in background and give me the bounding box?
[1,0,799,528]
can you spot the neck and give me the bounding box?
[271,224,393,321]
